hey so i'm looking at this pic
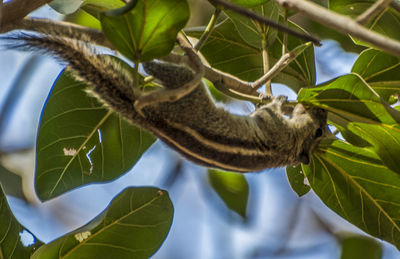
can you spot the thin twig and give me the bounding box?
[282,9,288,55]
[356,0,392,25]
[160,53,262,102]
[261,40,272,95]
[274,0,400,58]
[208,0,321,46]
[251,50,297,89]
[2,0,52,26]
[195,8,221,51]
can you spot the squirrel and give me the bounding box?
[5,32,327,172]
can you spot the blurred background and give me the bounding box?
[1,1,399,258]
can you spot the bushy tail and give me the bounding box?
[3,32,139,118]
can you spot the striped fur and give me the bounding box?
[6,33,327,172]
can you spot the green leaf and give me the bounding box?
[349,123,400,174]
[49,0,84,14]
[286,165,311,197]
[228,0,269,8]
[80,0,126,18]
[352,49,400,102]
[340,234,382,259]
[329,0,400,44]
[304,138,400,249]
[0,163,24,200]
[186,18,315,92]
[100,0,189,62]
[0,185,42,258]
[35,69,155,201]
[186,19,261,82]
[31,187,173,259]
[226,1,281,48]
[208,169,249,218]
[298,73,400,125]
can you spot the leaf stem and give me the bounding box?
[104,0,138,17]
[261,38,272,95]
[282,9,288,55]
[251,42,311,90]
[194,8,221,51]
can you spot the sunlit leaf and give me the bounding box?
[298,73,400,125]
[100,0,189,62]
[0,185,42,258]
[286,164,310,197]
[349,122,400,174]
[208,169,249,218]
[81,0,127,16]
[340,234,382,259]
[31,187,173,259]
[35,69,155,201]
[352,49,400,102]
[304,138,400,249]
[186,18,315,92]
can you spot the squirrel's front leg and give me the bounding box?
[134,37,204,114]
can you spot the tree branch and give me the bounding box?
[2,0,52,26]
[356,0,392,25]
[274,0,400,58]
[208,0,321,46]
[251,50,297,90]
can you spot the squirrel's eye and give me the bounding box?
[315,128,323,138]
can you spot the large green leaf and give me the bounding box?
[35,70,155,201]
[352,49,400,101]
[186,19,262,82]
[100,0,189,62]
[349,122,400,174]
[186,18,315,92]
[208,169,249,218]
[0,185,42,258]
[286,164,311,197]
[31,187,173,259]
[226,1,281,48]
[340,235,382,259]
[298,73,400,125]
[304,138,400,249]
[329,0,400,44]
